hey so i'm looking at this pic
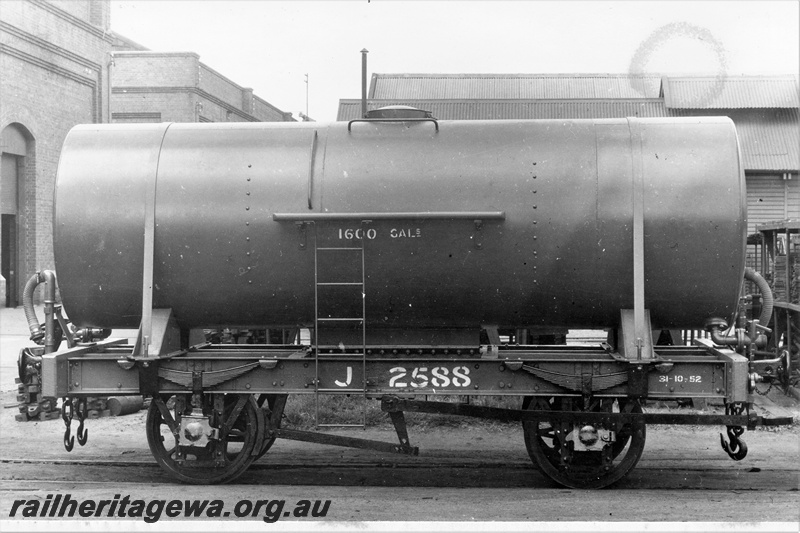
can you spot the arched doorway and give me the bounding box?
[1,123,30,308]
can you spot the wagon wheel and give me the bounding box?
[522,397,646,489]
[146,393,262,484]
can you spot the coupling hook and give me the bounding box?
[76,397,88,446]
[62,398,74,452]
[720,425,748,461]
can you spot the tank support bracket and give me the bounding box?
[133,309,181,358]
[619,309,655,360]
[137,125,170,357]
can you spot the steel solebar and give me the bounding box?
[49,352,735,399]
[275,428,419,455]
[379,397,785,427]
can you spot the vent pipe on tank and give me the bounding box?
[361,48,369,118]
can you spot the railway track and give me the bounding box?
[1,453,798,491]
[1,427,798,523]
[1,402,797,522]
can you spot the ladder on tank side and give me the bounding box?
[313,222,368,428]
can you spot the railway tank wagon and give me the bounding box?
[23,111,791,488]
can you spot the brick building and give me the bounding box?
[1,0,293,307]
[1,0,114,308]
[110,50,294,123]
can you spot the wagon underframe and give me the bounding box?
[35,334,791,488]
[45,340,748,402]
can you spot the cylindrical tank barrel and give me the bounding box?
[53,117,745,331]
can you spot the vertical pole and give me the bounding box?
[42,271,57,354]
[307,130,317,210]
[784,173,789,219]
[106,53,114,123]
[361,220,368,427]
[313,222,320,427]
[361,49,369,118]
[138,125,171,357]
[784,227,790,306]
[140,165,156,357]
[628,118,648,359]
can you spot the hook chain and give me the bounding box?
[62,398,74,452]
[720,403,748,461]
[61,397,89,452]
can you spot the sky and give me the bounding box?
[110,1,800,122]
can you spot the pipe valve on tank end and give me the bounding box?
[22,271,57,345]
[704,318,768,353]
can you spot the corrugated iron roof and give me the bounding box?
[337,101,798,171]
[337,99,668,121]
[369,74,663,99]
[669,109,799,170]
[731,110,799,171]
[662,75,799,109]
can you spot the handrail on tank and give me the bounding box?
[347,117,439,132]
[272,211,505,222]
